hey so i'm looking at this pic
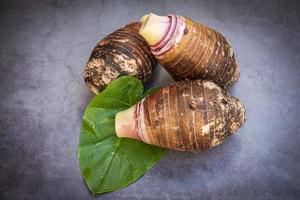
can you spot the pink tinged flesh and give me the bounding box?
[151,15,177,51]
[115,105,141,140]
[139,13,170,46]
[139,13,185,57]
[115,100,149,143]
[116,101,150,141]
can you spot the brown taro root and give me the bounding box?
[84,22,156,94]
[115,80,246,152]
[139,13,239,89]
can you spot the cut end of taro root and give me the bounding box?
[139,13,170,46]
[140,14,150,23]
[115,105,141,140]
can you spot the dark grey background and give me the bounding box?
[1,0,300,199]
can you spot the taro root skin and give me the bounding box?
[139,14,240,89]
[116,80,246,152]
[84,22,156,94]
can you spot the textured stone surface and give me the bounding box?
[0,0,299,199]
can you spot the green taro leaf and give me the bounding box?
[77,76,165,194]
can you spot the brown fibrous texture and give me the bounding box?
[83,22,156,94]
[156,17,240,89]
[133,80,246,152]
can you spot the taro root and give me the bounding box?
[84,22,156,94]
[139,13,239,89]
[115,80,246,152]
